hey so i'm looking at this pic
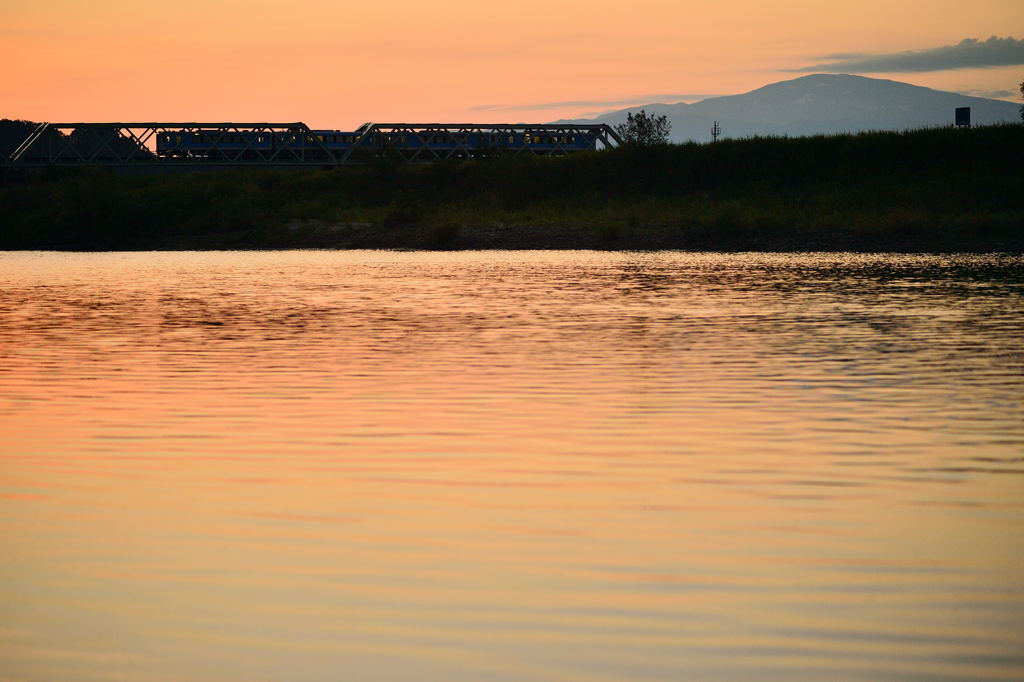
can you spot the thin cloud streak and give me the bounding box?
[470,94,716,112]
[789,36,1024,73]
[956,87,1014,99]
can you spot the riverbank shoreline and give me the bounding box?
[93,218,1020,253]
[4,125,1021,253]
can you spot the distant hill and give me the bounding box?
[556,74,1022,142]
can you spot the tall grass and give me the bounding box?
[1,125,1021,249]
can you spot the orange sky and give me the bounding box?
[2,0,1021,127]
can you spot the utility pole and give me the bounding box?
[711,121,721,142]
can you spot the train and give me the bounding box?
[154,125,603,160]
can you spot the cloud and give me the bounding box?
[956,88,1015,99]
[470,94,714,112]
[789,36,1024,73]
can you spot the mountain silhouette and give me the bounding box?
[556,74,1022,141]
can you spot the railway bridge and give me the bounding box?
[5,121,621,169]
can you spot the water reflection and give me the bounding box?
[0,251,1022,681]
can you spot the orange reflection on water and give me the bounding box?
[1,251,1023,681]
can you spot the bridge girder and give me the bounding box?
[6,122,622,168]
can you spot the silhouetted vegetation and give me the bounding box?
[614,109,671,146]
[0,119,38,161]
[2,124,1022,251]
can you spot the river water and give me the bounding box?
[0,250,1022,681]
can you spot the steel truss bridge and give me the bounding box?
[5,122,622,169]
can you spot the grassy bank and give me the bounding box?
[2,125,1022,251]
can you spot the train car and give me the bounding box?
[155,125,605,161]
[281,130,362,158]
[156,130,274,159]
[516,132,595,151]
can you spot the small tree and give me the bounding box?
[614,109,671,146]
[1019,79,1023,121]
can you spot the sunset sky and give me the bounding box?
[2,0,1021,127]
